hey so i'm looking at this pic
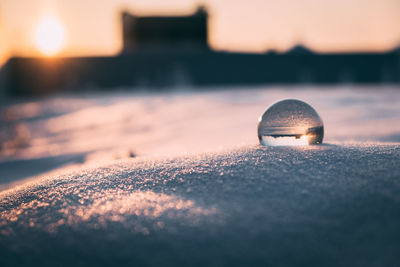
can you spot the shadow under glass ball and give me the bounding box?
[257,99,324,146]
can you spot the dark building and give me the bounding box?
[1,7,400,96]
[122,7,208,52]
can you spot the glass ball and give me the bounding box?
[257,99,324,146]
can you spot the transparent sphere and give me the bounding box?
[257,99,324,146]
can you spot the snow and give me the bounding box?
[1,85,400,190]
[1,144,400,266]
[1,85,400,265]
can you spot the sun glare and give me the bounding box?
[35,16,64,56]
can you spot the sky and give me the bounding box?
[0,0,400,63]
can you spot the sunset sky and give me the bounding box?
[0,0,400,63]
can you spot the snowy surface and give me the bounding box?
[1,85,400,266]
[1,144,400,266]
[1,85,400,189]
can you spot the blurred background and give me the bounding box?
[0,0,400,94]
[0,0,399,190]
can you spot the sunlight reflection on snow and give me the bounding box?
[0,190,218,235]
[62,190,216,223]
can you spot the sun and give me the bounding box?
[35,16,65,56]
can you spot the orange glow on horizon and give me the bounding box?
[0,0,399,60]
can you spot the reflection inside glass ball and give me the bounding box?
[257,99,324,146]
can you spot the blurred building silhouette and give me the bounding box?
[122,7,208,53]
[1,7,400,96]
